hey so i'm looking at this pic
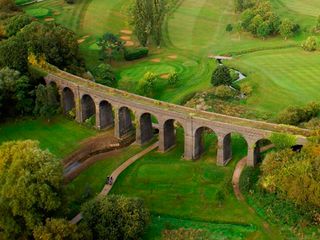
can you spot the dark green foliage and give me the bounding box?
[211,65,233,86]
[81,195,150,240]
[0,140,63,239]
[65,0,75,4]
[301,36,318,51]
[168,71,179,87]
[33,84,60,120]
[138,71,158,97]
[0,0,17,12]
[279,18,295,40]
[234,0,255,12]
[0,37,28,72]
[33,218,85,240]
[97,32,124,63]
[276,102,320,126]
[0,67,33,117]
[16,21,80,69]
[124,47,149,61]
[226,23,233,32]
[5,14,33,37]
[94,63,116,87]
[269,133,296,150]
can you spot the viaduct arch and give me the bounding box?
[44,67,310,167]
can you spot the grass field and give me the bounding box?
[0,116,96,158]
[22,0,320,115]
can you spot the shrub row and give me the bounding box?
[124,47,149,61]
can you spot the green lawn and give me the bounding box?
[110,130,283,239]
[0,116,96,158]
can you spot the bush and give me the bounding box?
[138,71,158,97]
[213,85,235,99]
[240,82,253,96]
[302,36,318,51]
[229,69,239,81]
[269,133,297,150]
[85,115,96,127]
[94,63,116,87]
[168,71,179,87]
[211,65,233,86]
[226,23,233,32]
[162,228,209,240]
[81,195,150,240]
[124,47,149,61]
[276,102,320,125]
[65,0,75,4]
[25,8,50,18]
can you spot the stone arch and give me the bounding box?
[81,94,96,122]
[62,87,75,114]
[218,132,249,166]
[99,100,114,129]
[118,106,135,138]
[193,126,218,159]
[162,119,185,153]
[252,138,273,165]
[137,112,159,145]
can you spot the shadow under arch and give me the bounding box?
[162,119,185,155]
[220,132,249,165]
[118,106,136,138]
[62,87,75,114]
[81,94,96,122]
[99,100,114,129]
[253,138,274,164]
[138,112,159,145]
[194,126,218,159]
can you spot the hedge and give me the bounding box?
[124,47,149,61]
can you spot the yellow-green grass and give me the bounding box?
[229,47,320,113]
[110,130,283,239]
[65,144,148,218]
[0,116,96,158]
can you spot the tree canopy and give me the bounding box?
[211,65,233,86]
[0,140,64,239]
[81,195,150,240]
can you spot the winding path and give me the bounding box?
[70,142,159,224]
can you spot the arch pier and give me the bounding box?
[44,73,309,167]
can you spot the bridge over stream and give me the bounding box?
[40,64,311,166]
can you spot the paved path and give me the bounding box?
[70,142,159,224]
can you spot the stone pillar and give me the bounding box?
[247,141,259,167]
[74,88,82,123]
[114,106,120,139]
[136,113,153,145]
[95,102,101,130]
[193,128,204,159]
[217,133,232,166]
[184,133,193,160]
[158,122,165,152]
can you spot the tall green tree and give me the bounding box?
[0,140,63,239]
[33,84,60,121]
[5,14,33,37]
[152,0,166,46]
[211,65,233,86]
[279,18,294,40]
[94,63,116,87]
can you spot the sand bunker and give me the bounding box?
[77,35,90,44]
[160,73,170,79]
[168,55,177,59]
[124,41,134,47]
[151,58,161,63]
[120,29,133,35]
[120,36,131,41]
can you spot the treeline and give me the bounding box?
[234,0,299,39]
[0,0,83,120]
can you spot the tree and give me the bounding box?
[138,71,158,97]
[0,0,16,12]
[94,63,116,87]
[16,22,80,69]
[226,23,233,32]
[0,140,63,239]
[33,218,86,240]
[0,67,33,117]
[257,21,271,39]
[97,32,124,63]
[213,85,235,99]
[152,0,166,46]
[81,195,150,240]
[168,71,179,87]
[269,133,297,150]
[260,143,320,211]
[0,36,28,72]
[279,18,294,40]
[301,36,318,52]
[5,14,33,37]
[33,84,60,121]
[211,65,233,86]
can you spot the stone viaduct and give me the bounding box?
[43,66,310,167]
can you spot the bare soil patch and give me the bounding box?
[151,58,161,63]
[120,29,133,35]
[168,55,177,59]
[77,35,90,44]
[44,17,55,22]
[124,41,134,47]
[120,36,131,41]
[160,73,170,79]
